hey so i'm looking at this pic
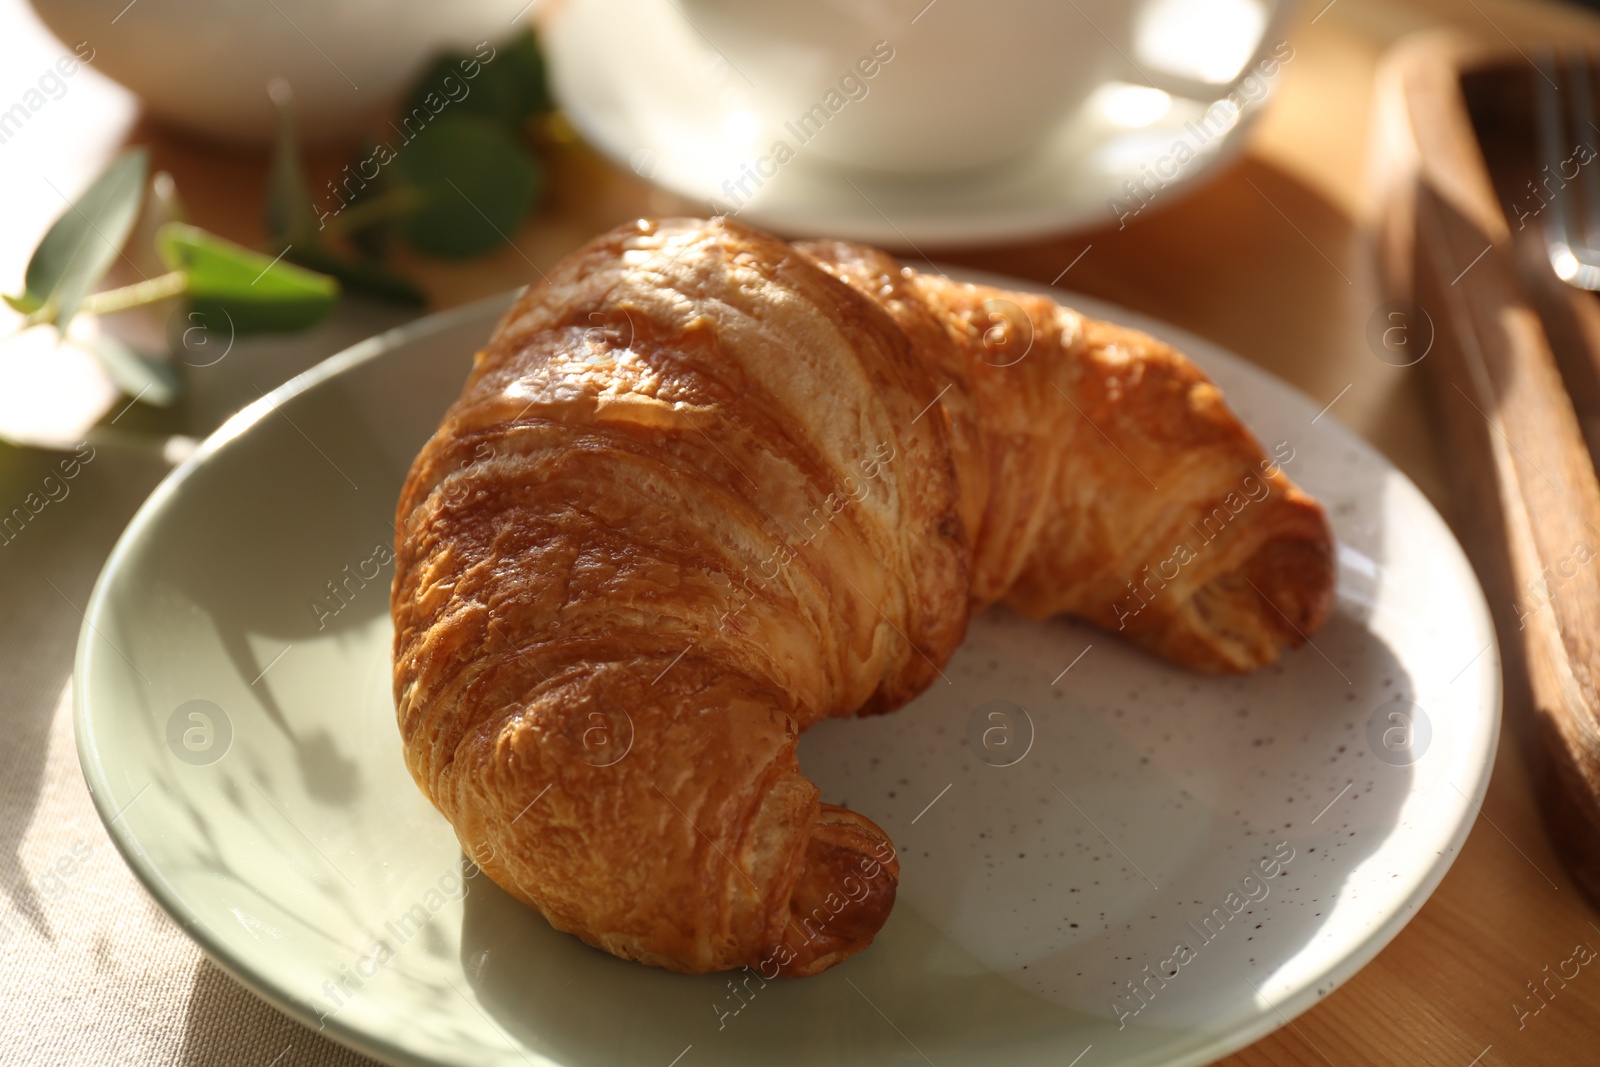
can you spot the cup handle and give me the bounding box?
[1129,0,1302,103]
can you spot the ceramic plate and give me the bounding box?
[76,274,1499,1067]
[546,0,1267,247]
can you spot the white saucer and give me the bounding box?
[545,0,1272,247]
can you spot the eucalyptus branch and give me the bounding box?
[19,303,56,331]
[321,186,423,240]
[77,271,189,317]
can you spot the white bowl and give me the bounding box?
[29,0,528,143]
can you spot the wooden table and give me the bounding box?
[4,0,1600,1063]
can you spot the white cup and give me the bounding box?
[679,0,1301,175]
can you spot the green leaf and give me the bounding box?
[23,149,148,327]
[286,245,426,307]
[395,114,541,259]
[156,223,339,333]
[76,333,180,406]
[494,28,554,119]
[3,293,39,314]
[264,80,322,245]
[404,54,492,122]
[403,29,552,129]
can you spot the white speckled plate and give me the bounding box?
[76,273,1499,1067]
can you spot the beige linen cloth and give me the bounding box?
[0,334,395,1065]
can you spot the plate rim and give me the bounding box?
[73,274,1501,1067]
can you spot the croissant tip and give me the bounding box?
[770,805,900,976]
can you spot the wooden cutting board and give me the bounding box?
[1375,31,1600,903]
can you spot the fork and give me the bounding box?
[1535,50,1600,290]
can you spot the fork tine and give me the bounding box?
[1536,49,1600,287]
[1566,52,1600,250]
[1535,51,1577,263]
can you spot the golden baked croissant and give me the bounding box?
[390,218,1334,978]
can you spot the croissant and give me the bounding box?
[390,217,1334,978]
